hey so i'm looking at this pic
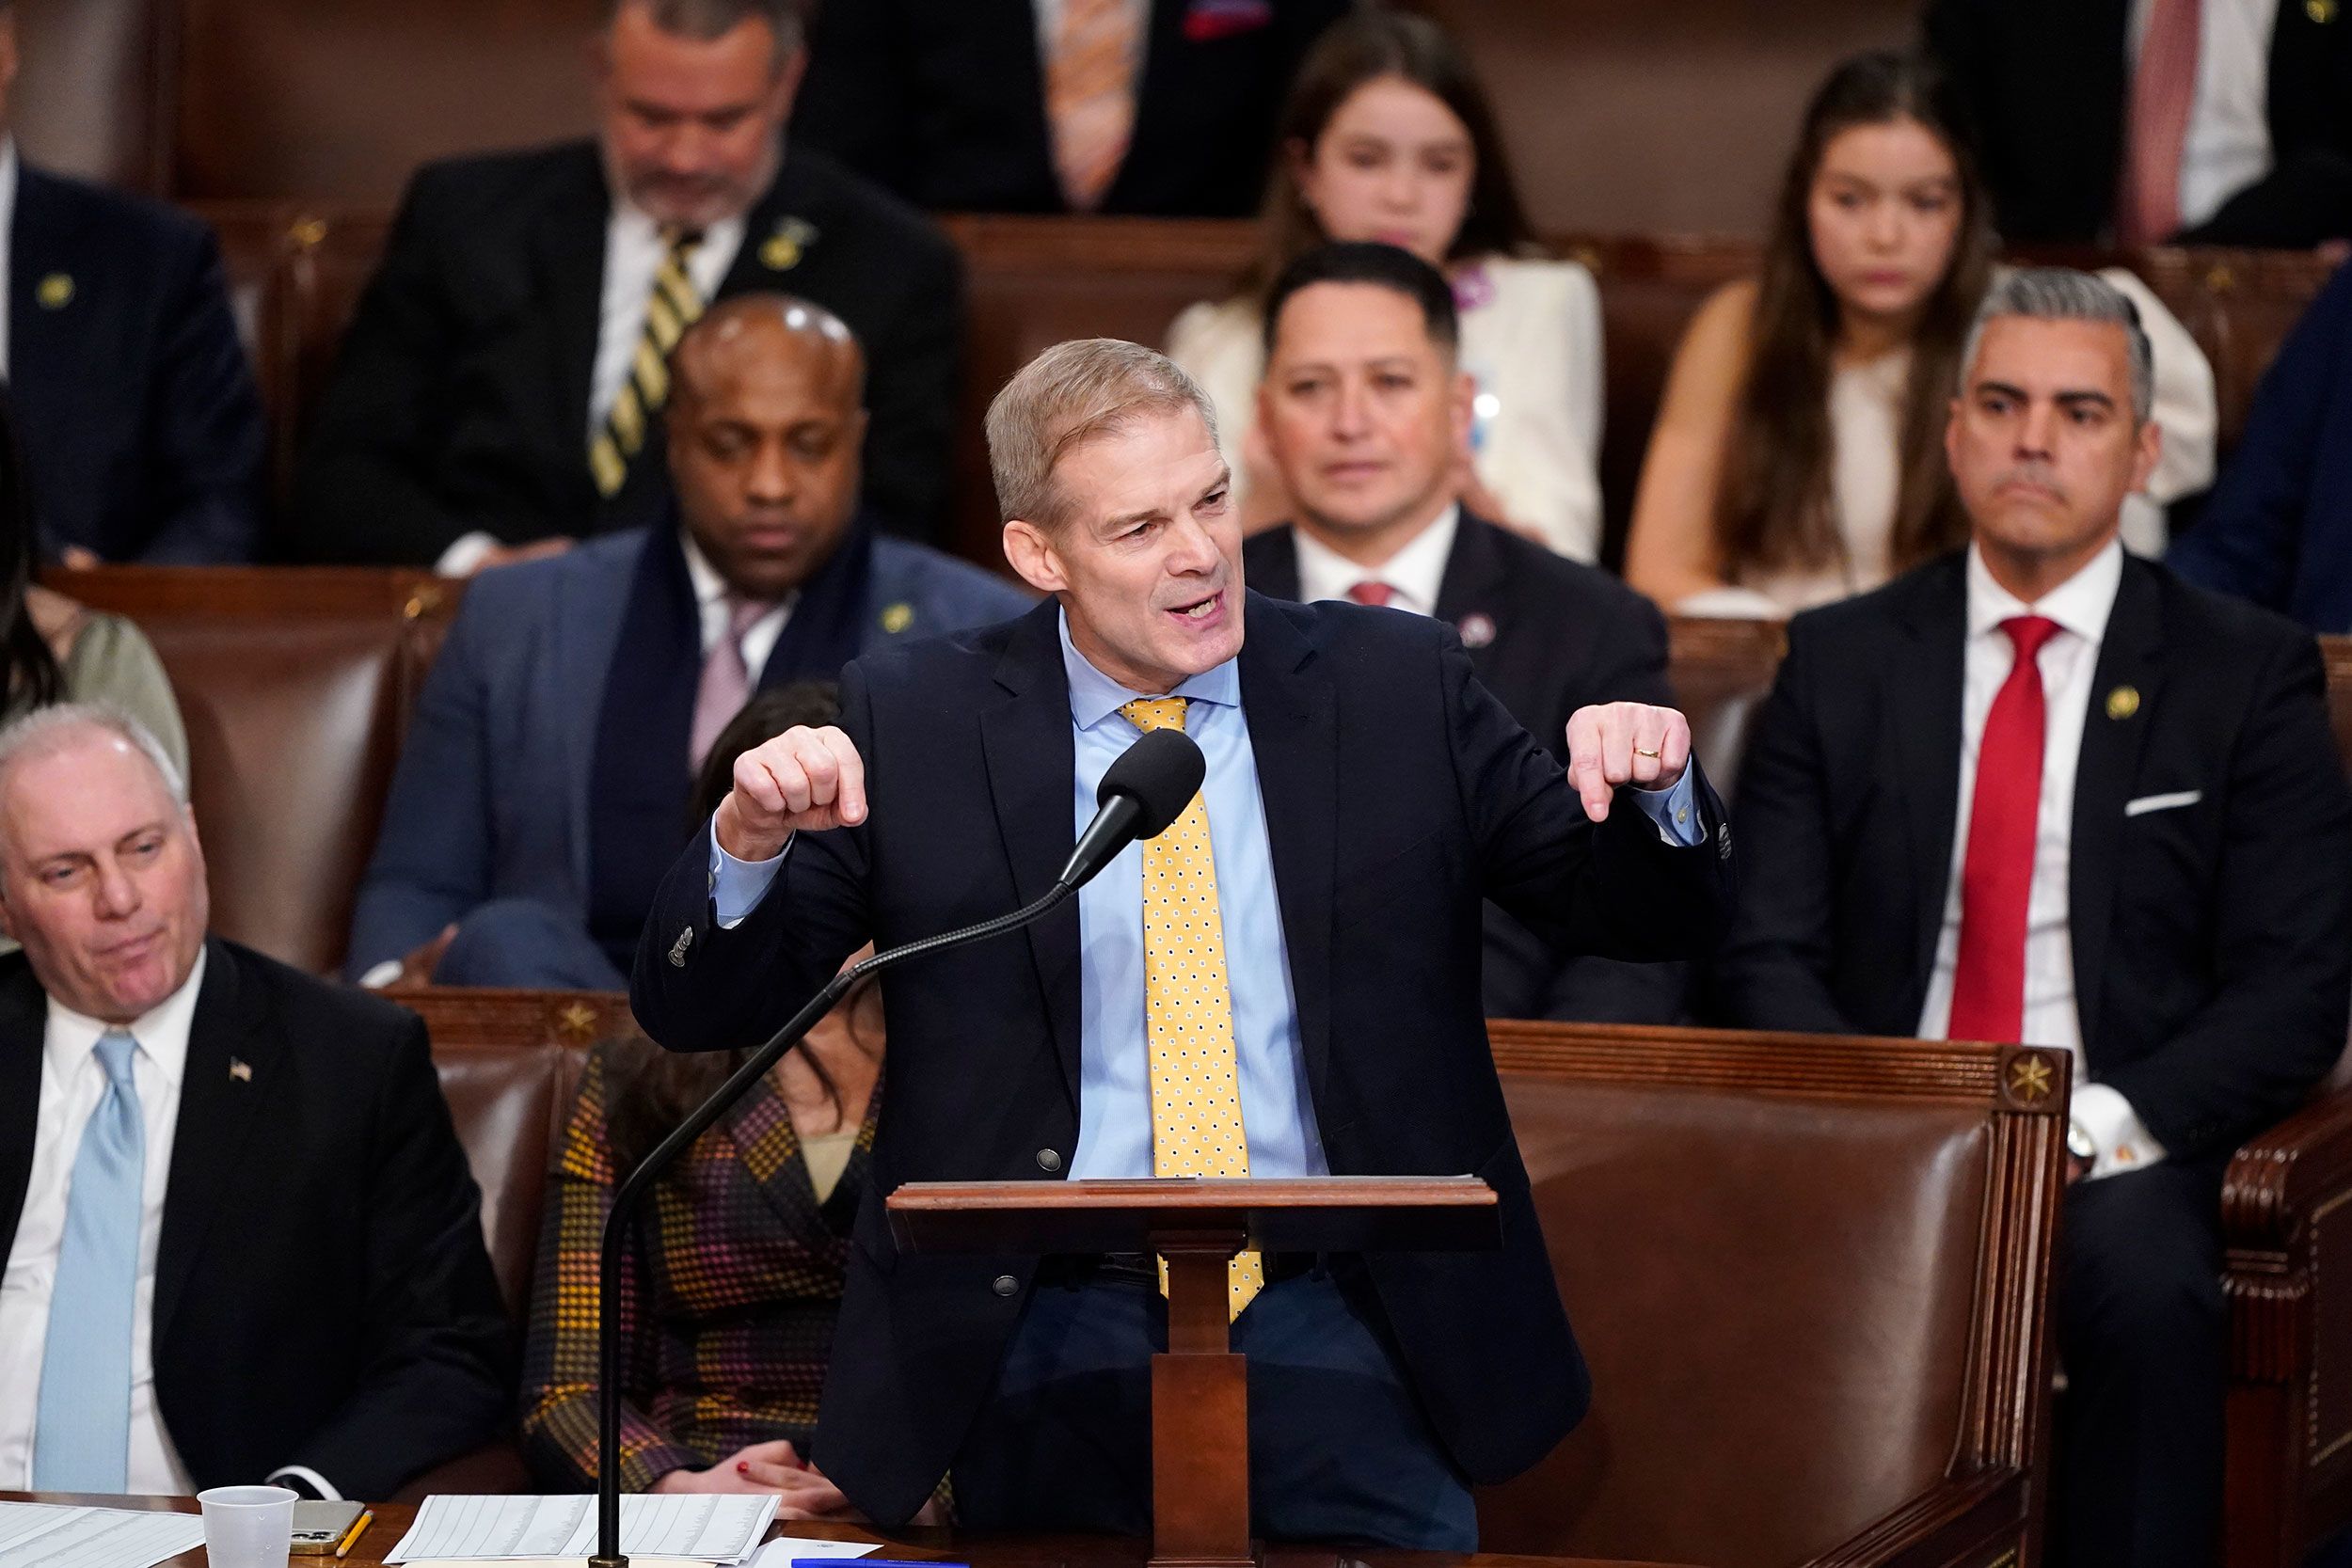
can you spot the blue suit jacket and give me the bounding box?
[11,163,265,562]
[2169,262,2352,630]
[345,529,1030,977]
[630,593,1735,1523]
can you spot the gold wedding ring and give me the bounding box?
[1633,747,1661,758]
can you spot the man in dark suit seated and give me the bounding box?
[348,296,1029,990]
[293,0,962,569]
[1242,241,1687,1022]
[1716,268,2352,1568]
[0,705,508,1499]
[2168,261,2352,631]
[1926,0,2352,247]
[790,0,1347,217]
[629,335,1734,1544]
[0,3,264,562]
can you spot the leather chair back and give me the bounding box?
[52,566,466,975]
[1477,1021,2067,1568]
[412,990,624,1322]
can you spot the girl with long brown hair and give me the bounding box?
[1624,51,2215,617]
[1168,9,1606,559]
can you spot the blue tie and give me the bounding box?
[33,1029,144,1492]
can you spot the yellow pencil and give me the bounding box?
[333,1511,373,1560]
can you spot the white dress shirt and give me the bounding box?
[0,138,19,381]
[1915,543,2166,1178]
[0,951,206,1495]
[680,530,794,673]
[2132,0,2280,231]
[1291,504,1460,618]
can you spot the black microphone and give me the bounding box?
[1060,727,1206,890]
[591,727,1206,1568]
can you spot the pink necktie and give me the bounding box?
[1347,581,1396,608]
[690,595,773,771]
[2118,0,2201,245]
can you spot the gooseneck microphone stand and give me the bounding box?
[587,878,1080,1568]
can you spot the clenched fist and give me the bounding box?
[1565,702,1693,822]
[712,724,868,863]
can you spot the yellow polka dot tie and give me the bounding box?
[1120,696,1263,1319]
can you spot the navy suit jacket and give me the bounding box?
[0,941,509,1496]
[345,528,1030,977]
[2169,262,2352,630]
[630,592,1735,1523]
[1243,512,1691,1022]
[1715,552,2352,1163]
[10,164,265,562]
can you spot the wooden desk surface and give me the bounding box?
[1,1497,1701,1568]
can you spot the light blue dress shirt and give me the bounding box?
[710,609,1702,1178]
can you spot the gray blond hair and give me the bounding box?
[0,704,187,808]
[1961,267,2154,423]
[606,0,803,61]
[985,340,1221,528]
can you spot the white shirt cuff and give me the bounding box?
[434,531,501,578]
[265,1465,341,1500]
[1628,768,1705,847]
[2073,1083,2169,1180]
[708,827,789,929]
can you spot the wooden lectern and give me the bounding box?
[886,1177,1500,1568]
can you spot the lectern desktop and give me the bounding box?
[886,1176,1502,1568]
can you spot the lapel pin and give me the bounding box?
[759,217,819,273]
[1456,612,1497,649]
[2106,685,2141,721]
[669,927,694,967]
[36,274,72,310]
[2310,0,2337,24]
[879,601,914,635]
[228,1057,252,1083]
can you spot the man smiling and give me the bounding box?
[632,338,1735,1544]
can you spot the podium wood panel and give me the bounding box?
[0,1498,1702,1568]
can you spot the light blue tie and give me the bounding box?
[33,1029,144,1493]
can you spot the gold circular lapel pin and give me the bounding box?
[36,274,73,309]
[2106,685,2141,721]
[880,602,914,635]
[760,217,820,272]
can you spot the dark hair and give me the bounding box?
[0,395,62,714]
[1262,241,1460,357]
[605,0,804,58]
[607,678,863,1176]
[1715,49,1994,579]
[1238,10,1538,301]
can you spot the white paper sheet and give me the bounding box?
[385,1497,780,1564]
[0,1503,205,1568]
[747,1539,882,1564]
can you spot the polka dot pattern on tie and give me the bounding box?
[1119,696,1264,1319]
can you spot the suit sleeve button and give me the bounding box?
[993,1275,1019,1297]
[1037,1148,1063,1172]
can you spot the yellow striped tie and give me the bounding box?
[589,228,706,499]
[1120,696,1263,1320]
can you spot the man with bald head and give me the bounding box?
[0,705,508,1497]
[348,295,1027,988]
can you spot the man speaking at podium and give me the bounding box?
[632,340,1733,1546]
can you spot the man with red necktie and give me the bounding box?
[1717,267,2352,1568]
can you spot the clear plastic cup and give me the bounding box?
[197,1485,297,1568]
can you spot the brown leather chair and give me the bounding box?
[1477,1021,2067,1568]
[46,565,467,976]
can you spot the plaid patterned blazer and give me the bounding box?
[518,1042,880,1489]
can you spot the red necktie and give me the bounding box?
[1346,581,1395,608]
[1947,615,2060,1043]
